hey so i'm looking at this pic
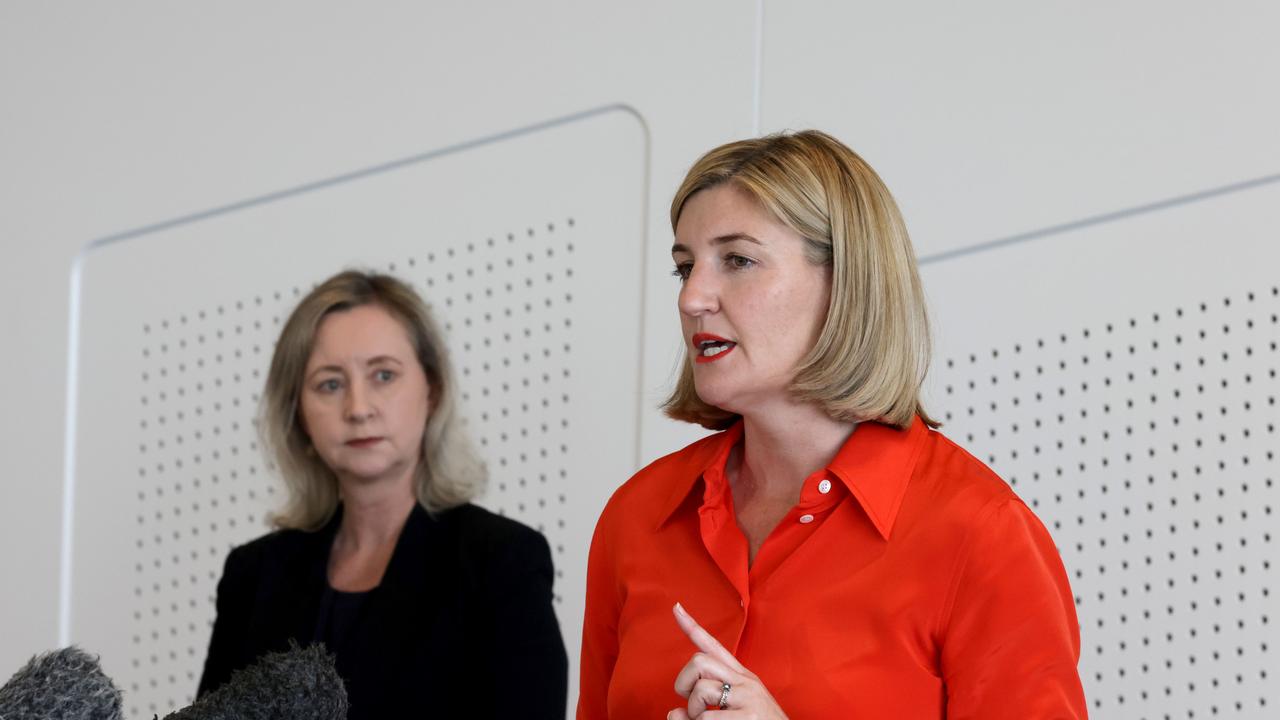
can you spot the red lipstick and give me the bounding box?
[691,333,737,364]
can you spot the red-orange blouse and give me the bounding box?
[577,417,1087,719]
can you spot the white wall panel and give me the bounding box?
[761,0,1280,258]
[6,1,1276,716]
[920,183,1279,717]
[763,3,1279,715]
[69,108,643,718]
[0,1,753,681]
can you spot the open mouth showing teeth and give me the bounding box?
[699,340,735,357]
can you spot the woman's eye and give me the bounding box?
[671,262,692,281]
[726,254,756,270]
[374,369,396,383]
[316,378,342,393]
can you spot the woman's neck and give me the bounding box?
[334,473,417,550]
[732,401,857,501]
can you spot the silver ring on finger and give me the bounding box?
[717,682,731,710]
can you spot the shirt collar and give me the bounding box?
[654,422,743,531]
[656,416,929,540]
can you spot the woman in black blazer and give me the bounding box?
[198,271,567,719]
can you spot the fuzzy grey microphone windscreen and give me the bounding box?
[0,646,123,720]
[163,643,347,720]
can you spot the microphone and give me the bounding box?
[0,646,123,720]
[163,643,347,720]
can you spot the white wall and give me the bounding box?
[759,3,1280,716]
[2,2,1276,718]
[67,106,653,716]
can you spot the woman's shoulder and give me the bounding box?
[596,429,729,528]
[222,525,323,572]
[206,526,326,600]
[909,425,1040,534]
[427,504,555,586]
[918,427,1014,493]
[435,502,547,547]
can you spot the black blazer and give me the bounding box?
[198,503,568,719]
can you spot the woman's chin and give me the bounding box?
[693,386,742,416]
[335,462,404,486]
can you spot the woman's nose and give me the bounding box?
[677,265,719,317]
[344,380,374,422]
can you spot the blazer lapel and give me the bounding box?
[338,504,454,712]
[271,511,338,646]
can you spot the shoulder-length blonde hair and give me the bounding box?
[663,130,938,431]
[262,270,485,530]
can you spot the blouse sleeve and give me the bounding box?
[576,509,622,720]
[938,497,1089,719]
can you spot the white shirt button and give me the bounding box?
[817,479,832,494]
[799,514,815,524]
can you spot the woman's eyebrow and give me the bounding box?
[711,232,762,246]
[306,364,344,381]
[671,233,763,255]
[305,356,403,380]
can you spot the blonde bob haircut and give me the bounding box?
[262,270,485,530]
[663,130,938,431]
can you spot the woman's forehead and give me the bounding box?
[675,186,795,252]
[308,305,416,365]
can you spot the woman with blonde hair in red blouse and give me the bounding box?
[577,131,1087,719]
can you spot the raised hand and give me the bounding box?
[667,603,789,720]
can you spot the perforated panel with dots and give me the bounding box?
[69,108,645,719]
[920,186,1279,718]
[933,290,1277,717]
